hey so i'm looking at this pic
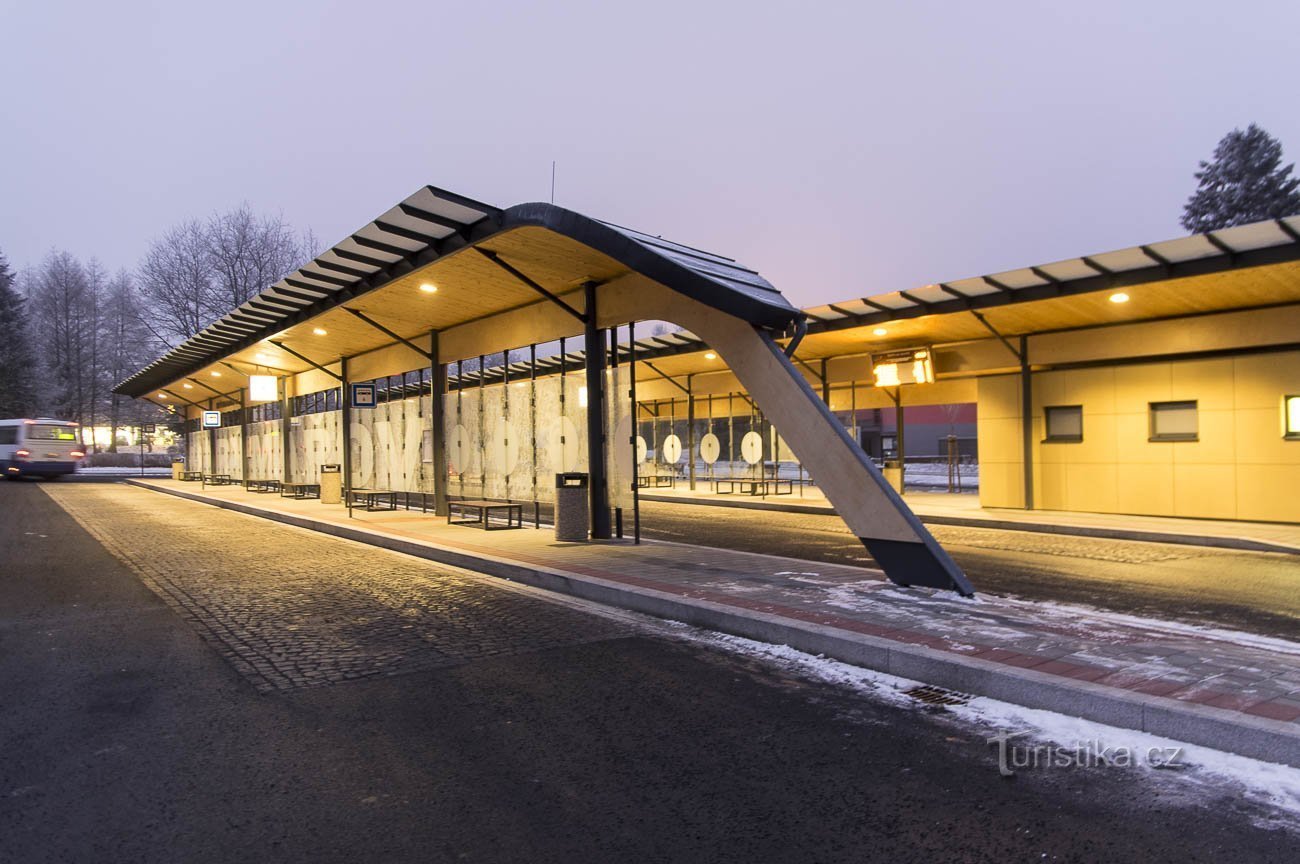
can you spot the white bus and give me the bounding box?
[0,418,84,479]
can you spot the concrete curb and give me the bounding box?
[639,492,1300,556]
[128,479,1300,768]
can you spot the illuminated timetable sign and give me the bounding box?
[872,347,935,387]
[248,374,278,403]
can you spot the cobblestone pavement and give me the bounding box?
[44,484,637,691]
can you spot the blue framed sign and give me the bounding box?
[202,411,221,428]
[351,382,377,409]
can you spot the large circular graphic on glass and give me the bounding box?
[698,432,721,464]
[740,430,764,465]
[661,433,683,464]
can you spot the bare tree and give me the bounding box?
[137,219,213,347]
[137,205,316,351]
[101,270,151,451]
[207,204,303,313]
[24,251,97,429]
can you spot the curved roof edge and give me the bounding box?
[502,203,798,330]
[113,187,796,398]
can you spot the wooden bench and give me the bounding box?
[349,489,398,512]
[280,482,321,500]
[203,474,234,486]
[179,470,204,482]
[247,479,281,493]
[448,499,524,530]
[636,473,676,489]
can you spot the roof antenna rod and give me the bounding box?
[551,160,556,204]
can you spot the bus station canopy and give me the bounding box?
[114,186,799,399]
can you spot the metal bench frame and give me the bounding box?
[448,499,524,530]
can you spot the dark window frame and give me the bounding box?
[1149,400,1199,442]
[1042,405,1084,443]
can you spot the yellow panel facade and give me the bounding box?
[976,374,1025,508]
[981,350,1300,522]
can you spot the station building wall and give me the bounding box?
[978,349,1300,522]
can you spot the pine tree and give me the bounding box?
[1182,124,1300,233]
[0,249,39,416]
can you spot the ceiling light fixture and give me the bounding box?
[419,283,438,294]
[704,351,717,360]
[211,371,222,378]
[1109,292,1130,304]
[313,327,328,336]
[873,328,888,336]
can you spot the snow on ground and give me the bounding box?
[796,576,1300,660]
[681,628,1300,831]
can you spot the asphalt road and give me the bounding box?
[2,479,1298,863]
[632,499,1300,640]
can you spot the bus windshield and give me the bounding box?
[27,425,78,442]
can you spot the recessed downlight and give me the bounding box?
[313,327,328,336]
[1109,292,1130,304]
[419,283,438,294]
[873,327,888,336]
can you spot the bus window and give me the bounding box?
[28,425,78,441]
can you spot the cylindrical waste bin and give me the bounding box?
[171,457,186,481]
[554,473,589,542]
[320,464,342,504]
[882,460,903,494]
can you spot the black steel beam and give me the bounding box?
[398,203,467,235]
[641,361,691,395]
[343,308,433,360]
[297,268,354,288]
[1080,256,1113,276]
[373,219,439,246]
[471,247,587,322]
[970,310,1022,362]
[349,233,412,258]
[270,341,344,381]
[330,247,391,269]
[312,258,372,279]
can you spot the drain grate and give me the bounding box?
[905,684,971,707]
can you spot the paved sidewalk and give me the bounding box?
[641,485,1300,555]
[124,479,1300,766]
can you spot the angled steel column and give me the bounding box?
[429,330,449,516]
[584,283,612,538]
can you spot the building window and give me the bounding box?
[1150,400,1198,441]
[1043,405,1083,443]
[1285,395,1300,440]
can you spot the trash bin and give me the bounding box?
[320,464,342,504]
[554,473,589,542]
[171,457,186,481]
[882,460,903,493]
